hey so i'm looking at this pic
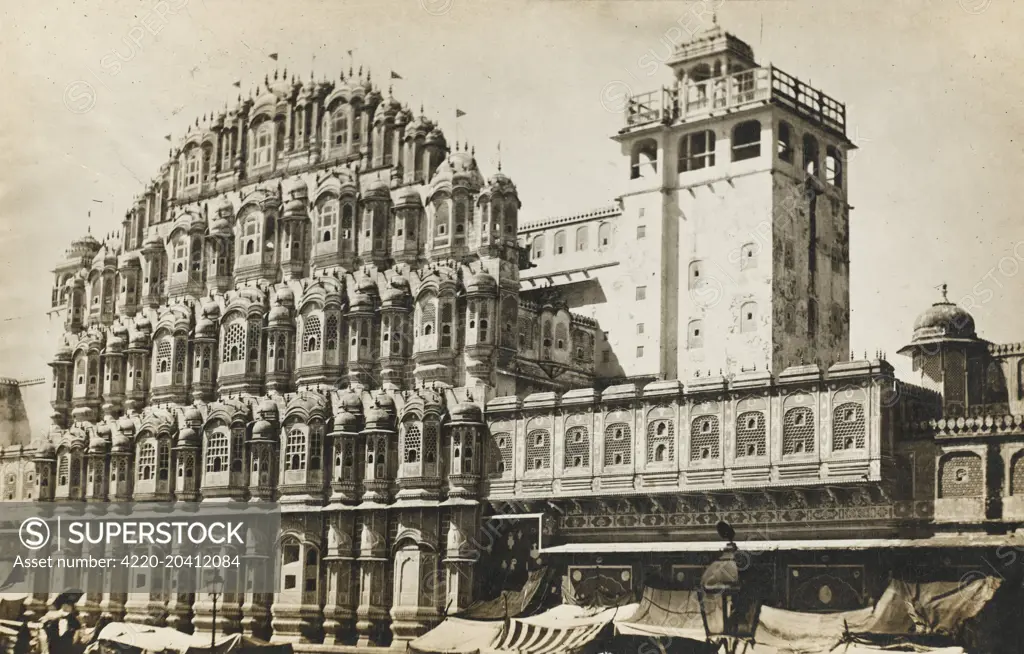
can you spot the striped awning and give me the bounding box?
[490,604,637,654]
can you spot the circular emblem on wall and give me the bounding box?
[818,585,833,605]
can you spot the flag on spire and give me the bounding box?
[268,53,279,61]
[390,70,403,80]
[232,79,241,88]
[455,108,466,118]
[164,134,172,141]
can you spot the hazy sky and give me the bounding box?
[1,0,1022,384]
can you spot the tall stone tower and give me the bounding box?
[614,21,853,379]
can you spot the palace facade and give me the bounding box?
[23,19,1024,652]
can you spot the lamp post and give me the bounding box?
[699,523,758,654]
[207,572,225,650]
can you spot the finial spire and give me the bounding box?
[939,283,948,302]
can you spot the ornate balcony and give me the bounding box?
[623,66,846,136]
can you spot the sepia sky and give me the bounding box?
[0,0,1022,385]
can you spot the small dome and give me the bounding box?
[129,330,150,349]
[911,300,977,342]
[364,406,393,431]
[275,286,295,306]
[339,390,363,414]
[117,416,135,433]
[195,316,216,339]
[357,277,379,295]
[216,196,234,217]
[395,186,422,207]
[112,322,130,339]
[210,216,232,238]
[466,271,497,294]
[333,410,359,432]
[136,316,152,332]
[268,304,290,325]
[374,394,395,411]
[381,283,410,307]
[252,419,275,439]
[258,398,279,417]
[106,334,125,352]
[142,233,164,250]
[350,292,374,312]
[53,343,73,362]
[177,426,200,446]
[183,406,203,424]
[89,434,109,454]
[426,127,446,146]
[363,178,391,199]
[35,440,56,459]
[449,401,483,424]
[111,432,131,452]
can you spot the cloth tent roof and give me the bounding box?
[614,577,999,654]
[456,568,553,620]
[409,618,505,654]
[97,622,292,654]
[489,604,638,654]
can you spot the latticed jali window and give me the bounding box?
[940,452,983,498]
[156,340,172,373]
[564,427,590,468]
[157,441,170,480]
[403,424,422,463]
[690,415,720,461]
[646,420,675,463]
[526,430,551,471]
[604,423,632,467]
[206,432,229,472]
[493,432,513,474]
[325,314,339,351]
[424,424,439,465]
[303,315,322,352]
[285,428,307,471]
[223,323,245,362]
[137,442,156,480]
[1012,453,1024,495]
[783,407,815,454]
[735,411,766,457]
[832,403,865,451]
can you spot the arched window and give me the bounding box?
[740,302,758,333]
[690,416,720,460]
[731,120,761,161]
[403,424,422,464]
[778,121,794,163]
[302,314,322,353]
[137,441,155,481]
[205,431,228,473]
[440,303,454,349]
[156,338,172,375]
[285,427,307,471]
[525,429,551,470]
[331,107,349,150]
[783,407,815,454]
[434,202,449,241]
[825,146,843,187]
[418,294,437,336]
[184,147,201,188]
[575,226,589,251]
[319,200,338,243]
[598,222,612,248]
[687,260,703,289]
[555,323,568,350]
[222,322,245,363]
[554,231,567,255]
[735,412,766,457]
[803,134,820,176]
[687,319,704,349]
[252,121,274,168]
[630,139,658,179]
[341,203,354,242]
[679,130,715,172]
[531,234,545,260]
[603,423,632,466]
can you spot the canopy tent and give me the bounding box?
[615,577,1000,654]
[96,623,292,654]
[408,618,504,654]
[489,604,638,654]
[456,568,554,620]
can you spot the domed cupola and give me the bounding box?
[338,389,364,415]
[89,424,111,454]
[395,185,422,208]
[364,400,394,432]
[111,430,131,453]
[268,303,290,327]
[333,409,359,434]
[177,425,200,447]
[142,232,164,253]
[465,270,498,296]
[448,400,483,426]
[363,177,391,200]
[282,178,309,218]
[450,150,485,190]
[380,276,411,309]
[53,341,73,363]
[195,301,219,340]
[899,285,980,354]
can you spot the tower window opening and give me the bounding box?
[732,120,761,161]
[554,230,566,255]
[532,235,545,260]
[826,146,843,187]
[778,121,794,163]
[679,130,716,172]
[630,139,658,179]
[803,134,820,176]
